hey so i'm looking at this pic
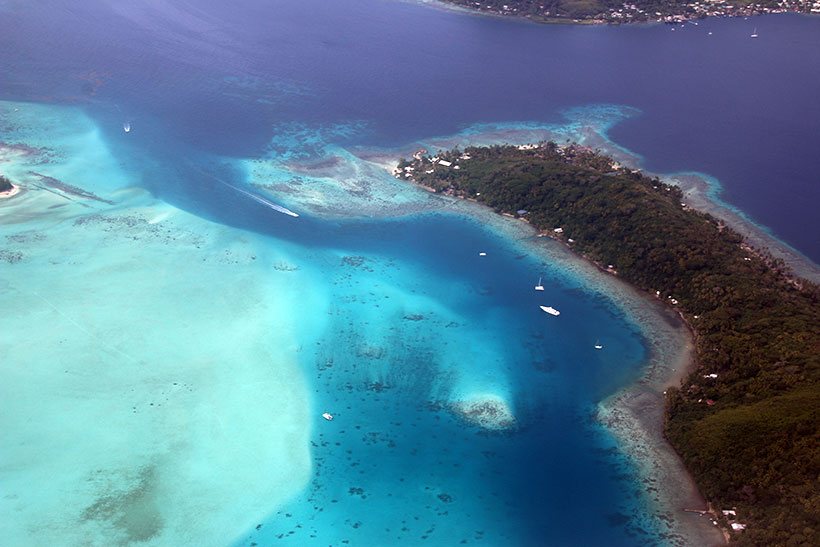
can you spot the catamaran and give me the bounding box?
[535,277,544,291]
[539,305,560,316]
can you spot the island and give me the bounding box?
[396,143,819,545]
[0,174,19,198]
[0,174,13,192]
[438,0,818,24]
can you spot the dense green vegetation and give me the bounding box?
[0,174,13,193]
[400,144,819,545]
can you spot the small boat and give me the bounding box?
[322,412,333,421]
[594,341,603,350]
[535,277,544,291]
[539,305,560,316]
[123,122,131,133]
[751,28,758,38]
[479,252,487,257]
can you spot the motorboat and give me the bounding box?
[539,305,560,316]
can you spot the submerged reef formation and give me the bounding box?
[399,142,820,545]
[451,394,517,430]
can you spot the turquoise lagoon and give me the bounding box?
[0,100,708,546]
[2,1,820,546]
[2,99,712,544]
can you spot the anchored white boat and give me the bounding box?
[539,305,560,316]
[322,412,333,421]
[594,340,603,350]
[535,277,544,291]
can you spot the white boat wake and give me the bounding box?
[188,163,299,218]
[220,180,299,217]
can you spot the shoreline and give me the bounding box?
[668,172,820,284]
[367,116,818,283]
[0,184,21,200]
[571,126,820,284]
[422,0,815,27]
[377,156,726,544]
[388,135,819,541]
[501,219,727,545]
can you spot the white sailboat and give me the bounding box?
[535,277,544,291]
[123,122,131,133]
[594,340,603,350]
[750,27,758,38]
[539,305,560,316]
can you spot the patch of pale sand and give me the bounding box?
[0,180,86,226]
[0,184,21,199]
[450,393,517,431]
[0,194,314,546]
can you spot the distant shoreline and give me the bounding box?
[426,0,816,26]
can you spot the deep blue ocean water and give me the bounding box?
[2,1,818,259]
[1,1,818,545]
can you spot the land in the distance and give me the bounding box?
[397,142,819,545]
[438,0,819,24]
